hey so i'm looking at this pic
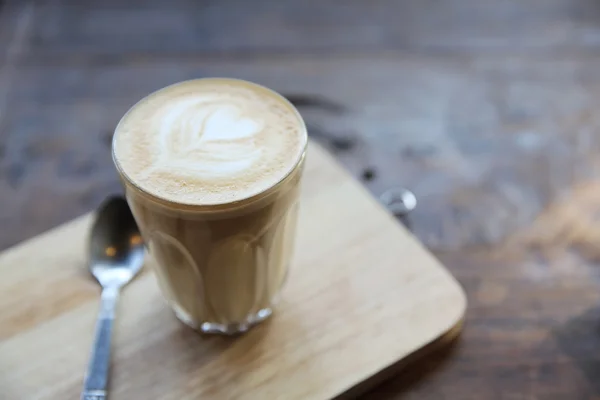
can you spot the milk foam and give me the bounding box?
[113,78,307,206]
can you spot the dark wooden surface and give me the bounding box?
[4,0,600,398]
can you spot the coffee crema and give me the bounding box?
[113,78,306,206]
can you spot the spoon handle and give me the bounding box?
[81,286,120,400]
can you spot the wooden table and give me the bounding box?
[2,0,600,398]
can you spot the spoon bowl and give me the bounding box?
[89,196,145,287]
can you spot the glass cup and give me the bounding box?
[112,81,307,335]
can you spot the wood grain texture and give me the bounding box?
[4,0,600,398]
[16,0,600,61]
[0,142,466,400]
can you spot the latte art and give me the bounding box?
[150,101,264,180]
[113,78,306,206]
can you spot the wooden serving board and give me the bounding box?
[0,142,466,400]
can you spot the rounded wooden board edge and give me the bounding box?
[306,141,469,398]
[335,316,466,399]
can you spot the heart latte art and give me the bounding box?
[154,102,263,178]
[113,79,306,206]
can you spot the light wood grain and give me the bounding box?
[0,142,465,400]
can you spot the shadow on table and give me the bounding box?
[335,321,464,399]
[553,304,600,396]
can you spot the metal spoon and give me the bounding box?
[81,196,145,400]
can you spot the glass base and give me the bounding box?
[174,307,273,335]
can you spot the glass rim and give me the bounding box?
[112,77,308,214]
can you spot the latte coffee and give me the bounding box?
[112,78,307,334]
